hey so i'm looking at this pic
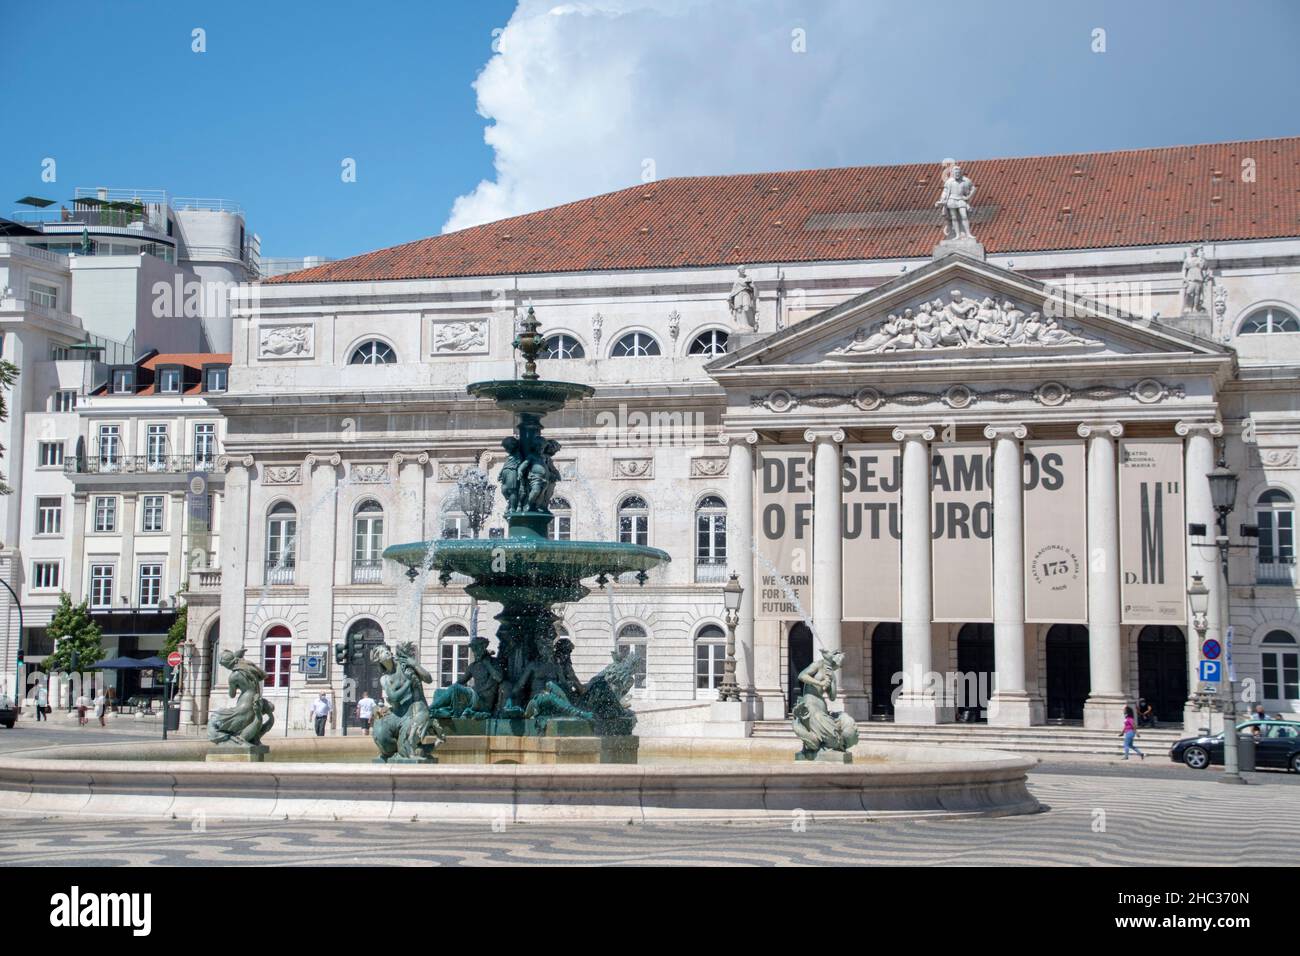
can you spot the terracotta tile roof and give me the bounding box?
[142,353,231,369]
[267,137,1300,285]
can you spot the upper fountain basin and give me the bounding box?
[384,536,670,586]
[467,379,595,415]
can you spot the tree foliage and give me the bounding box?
[45,593,105,671]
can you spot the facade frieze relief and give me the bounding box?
[262,464,303,485]
[258,322,315,359]
[690,456,729,478]
[348,462,391,484]
[612,457,653,479]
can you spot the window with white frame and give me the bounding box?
[158,366,182,393]
[111,368,135,394]
[36,497,62,535]
[1261,631,1299,702]
[263,626,293,689]
[441,514,469,540]
[688,329,729,356]
[695,495,727,578]
[353,500,385,582]
[266,502,297,578]
[204,366,228,392]
[617,495,649,546]
[90,565,114,608]
[541,334,585,360]
[146,424,169,470]
[32,561,60,590]
[93,496,117,533]
[349,340,396,365]
[142,495,165,532]
[439,624,469,687]
[194,422,216,466]
[616,623,649,690]
[53,390,77,413]
[1258,489,1295,566]
[695,624,726,691]
[1239,306,1300,335]
[611,331,661,357]
[28,282,58,309]
[38,441,64,467]
[97,424,120,468]
[549,497,572,541]
[138,563,163,606]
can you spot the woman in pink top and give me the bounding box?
[1121,706,1145,760]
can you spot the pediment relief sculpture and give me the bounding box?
[831,290,1100,357]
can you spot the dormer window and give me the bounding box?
[204,365,228,393]
[110,368,135,394]
[159,366,182,394]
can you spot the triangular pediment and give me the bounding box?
[710,254,1229,372]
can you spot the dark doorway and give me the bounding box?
[343,619,387,731]
[956,623,995,722]
[786,622,814,714]
[1045,624,1090,723]
[871,623,902,718]
[1138,626,1188,724]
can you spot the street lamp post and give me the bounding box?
[718,572,742,703]
[0,579,24,717]
[1188,572,1242,784]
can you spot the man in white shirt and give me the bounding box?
[356,691,376,736]
[311,693,332,736]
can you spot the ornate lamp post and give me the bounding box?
[1188,572,1242,783]
[718,572,743,702]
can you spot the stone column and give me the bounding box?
[1177,420,1224,730]
[119,494,138,605]
[216,456,253,714]
[307,454,341,730]
[1079,421,1127,730]
[395,452,430,571]
[723,432,758,716]
[985,424,1037,726]
[167,491,185,587]
[892,426,948,724]
[69,493,89,603]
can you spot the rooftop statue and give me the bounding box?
[728,266,758,329]
[936,164,977,241]
[1181,245,1211,314]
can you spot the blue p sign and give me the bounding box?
[1199,660,1221,683]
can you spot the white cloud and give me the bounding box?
[442,0,888,233]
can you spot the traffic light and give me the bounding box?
[334,642,347,665]
[15,649,23,669]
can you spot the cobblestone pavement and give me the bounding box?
[0,765,1295,866]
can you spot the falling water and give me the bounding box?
[749,540,822,652]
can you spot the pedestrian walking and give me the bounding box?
[356,691,376,736]
[311,693,332,737]
[94,691,107,727]
[1121,705,1144,760]
[76,692,89,726]
[34,683,48,722]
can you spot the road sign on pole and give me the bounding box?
[1201,639,1221,660]
[167,651,182,668]
[1199,660,1222,683]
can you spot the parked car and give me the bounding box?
[0,694,16,729]
[1171,720,1300,772]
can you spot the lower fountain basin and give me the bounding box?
[0,737,1040,823]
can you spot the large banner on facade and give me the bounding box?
[1119,439,1187,625]
[841,444,901,621]
[754,446,814,621]
[931,442,993,622]
[1023,441,1088,623]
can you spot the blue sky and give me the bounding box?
[5,0,1299,261]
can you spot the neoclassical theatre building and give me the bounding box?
[190,137,1300,734]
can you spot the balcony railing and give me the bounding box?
[266,559,296,585]
[695,557,729,583]
[352,559,383,584]
[66,455,217,475]
[194,570,222,591]
[1257,557,1296,587]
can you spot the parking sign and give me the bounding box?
[1199,659,1221,683]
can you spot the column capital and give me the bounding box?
[217,454,255,473]
[891,425,936,442]
[983,424,1028,440]
[305,452,343,470]
[718,430,760,446]
[1174,420,1224,438]
[802,428,846,444]
[1077,421,1124,439]
[393,451,431,468]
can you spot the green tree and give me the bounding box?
[164,603,188,656]
[45,593,105,671]
[0,358,20,496]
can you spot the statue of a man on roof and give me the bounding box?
[1181,245,1210,314]
[728,266,758,329]
[936,164,977,241]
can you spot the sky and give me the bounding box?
[4,0,1299,261]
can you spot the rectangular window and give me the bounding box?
[142,495,165,532]
[549,513,572,541]
[90,565,114,608]
[50,345,72,361]
[263,643,292,689]
[696,642,725,690]
[440,643,468,687]
[36,497,62,535]
[159,367,182,393]
[616,643,648,690]
[93,496,117,533]
[146,424,168,470]
[29,282,58,309]
[111,369,134,394]
[97,425,120,468]
[194,423,216,466]
[138,563,163,606]
[441,516,468,540]
[54,390,76,413]
[38,442,64,467]
[205,367,227,392]
[32,561,61,590]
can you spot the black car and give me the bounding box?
[0,694,15,729]
[1170,720,1300,772]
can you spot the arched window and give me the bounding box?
[616,623,648,690]
[353,500,385,583]
[263,625,292,689]
[1257,489,1295,586]
[694,494,727,582]
[549,496,572,541]
[349,340,396,365]
[541,334,584,360]
[266,502,297,584]
[617,495,648,546]
[688,329,729,357]
[1261,631,1299,702]
[1240,307,1300,335]
[439,623,469,687]
[695,623,726,692]
[611,331,661,357]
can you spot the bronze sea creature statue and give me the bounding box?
[371,642,445,762]
[208,647,275,746]
[791,648,859,760]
